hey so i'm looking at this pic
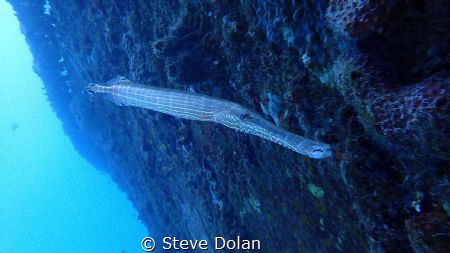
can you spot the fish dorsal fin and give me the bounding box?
[106,76,132,85]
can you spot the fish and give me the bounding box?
[86,77,332,159]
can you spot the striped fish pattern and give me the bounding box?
[86,77,331,159]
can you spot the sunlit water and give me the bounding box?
[0,1,147,252]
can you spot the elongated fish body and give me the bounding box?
[86,78,332,159]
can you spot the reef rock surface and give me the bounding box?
[8,0,449,252]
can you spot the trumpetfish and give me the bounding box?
[86,77,332,159]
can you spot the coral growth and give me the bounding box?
[324,0,450,149]
[406,212,450,253]
[254,0,333,67]
[81,34,93,55]
[90,0,104,11]
[369,79,449,139]
[327,0,400,37]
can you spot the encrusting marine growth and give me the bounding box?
[86,77,332,159]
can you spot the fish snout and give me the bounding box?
[309,145,332,159]
[298,143,332,159]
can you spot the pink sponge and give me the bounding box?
[369,79,449,139]
[327,0,400,37]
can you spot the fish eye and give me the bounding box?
[239,113,251,120]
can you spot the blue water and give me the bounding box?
[0,1,147,252]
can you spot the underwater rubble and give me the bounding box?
[7,0,449,252]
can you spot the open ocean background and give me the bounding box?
[0,1,147,252]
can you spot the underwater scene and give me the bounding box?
[1,0,449,252]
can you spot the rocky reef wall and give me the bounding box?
[8,0,449,252]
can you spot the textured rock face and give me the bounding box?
[8,0,449,252]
